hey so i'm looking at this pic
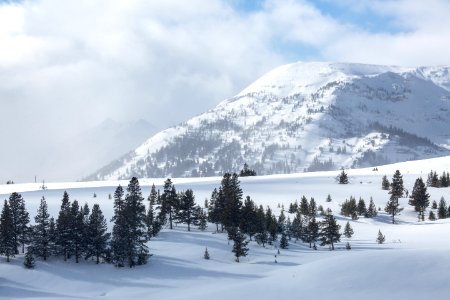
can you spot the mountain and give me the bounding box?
[86,62,450,180]
[42,118,158,182]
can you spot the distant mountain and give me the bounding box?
[86,62,450,180]
[43,118,158,181]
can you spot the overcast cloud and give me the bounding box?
[1,0,450,182]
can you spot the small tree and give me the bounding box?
[438,197,447,219]
[345,242,351,250]
[357,198,367,216]
[232,230,249,262]
[279,231,289,249]
[432,200,438,209]
[338,169,349,184]
[0,200,15,262]
[203,247,210,260]
[409,177,430,221]
[343,221,354,238]
[366,197,377,218]
[239,163,256,177]
[24,247,35,269]
[326,194,332,202]
[376,230,385,244]
[428,210,436,221]
[319,214,341,250]
[381,175,390,190]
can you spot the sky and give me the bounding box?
[1,0,450,182]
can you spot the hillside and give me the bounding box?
[1,157,450,299]
[87,62,450,180]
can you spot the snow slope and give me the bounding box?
[1,156,450,299]
[86,62,450,181]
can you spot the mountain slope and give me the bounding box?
[87,62,450,180]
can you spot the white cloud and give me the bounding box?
[0,0,449,181]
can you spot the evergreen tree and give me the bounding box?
[195,207,208,231]
[161,178,178,230]
[86,204,110,264]
[232,230,249,262]
[111,185,128,267]
[385,171,404,225]
[69,200,84,263]
[239,196,257,240]
[299,196,309,216]
[376,230,385,244]
[8,192,29,254]
[357,197,367,216]
[266,207,278,244]
[239,163,256,176]
[175,189,198,231]
[279,231,289,249]
[438,197,447,219]
[277,210,286,234]
[381,175,390,190]
[56,191,71,261]
[326,194,332,202]
[288,201,298,213]
[123,177,150,267]
[432,200,438,209]
[366,197,378,218]
[409,177,430,221]
[338,169,349,184]
[221,173,243,230]
[343,221,354,238]
[203,247,210,260]
[23,247,35,269]
[0,200,15,262]
[48,217,57,256]
[305,216,319,248]
[291,210,304,242]
[254,205,268,247]
[207,188,222,232]
[341,196,357,217]
[428,210,436,221]
[345,242,351,250]
[319,214,341,250]
[31,197,51,261]
[148,184,158,206]
[309,198,317,218]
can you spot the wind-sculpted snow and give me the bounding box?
[86,62,450,181]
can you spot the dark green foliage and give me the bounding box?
[299,196,309,216]
[366,197,378,218]
[207,188,223,232]
[341,196,357,217]
[254,205,269,247]
[305,216,319,248]
[56,191,71,261]
[239,196,257,239]
[31,197,51,261]
[376,230,385,244]
[221,173,243,229]
[432,200,437,209]
[338,169,349,184]
[319,214,341,250]
[428,210,436,221]
[279,231,289,249]
[9,192,30,254]
[409,177,430,221]
[0,200,15,262]
[24,247,35,269]
[345,242,351,250]
[148,184,158,206]
[69,200,84,263]
[48,218,57,256]
[291,211,304,242]
[343,221,354,238]
[203,247,210,260]
[438,197,447,219]
[265,207,278,244]
[239,163,256,177]
[357,197,367,216]
[288,201,298,213]
[161,178,178,230]
[232,230,249,262]
[86,204,110,264]
[326,194,332,202]
[277,210,286,234]
[385,171,404,224]
[382,175,390,190]
[175,189,198,231]
[196,208,208,231]
[309,198,317,218]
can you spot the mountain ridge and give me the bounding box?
[85,61,450,181]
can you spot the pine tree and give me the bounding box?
[305,216,319,248]
[338,169,349,184]
[381,175,390,190]
[0,200,15,262]
[254,205,268,247]
[161,178,178,230]
[69,200,84,263]
[266,207,278,244]
[385,172,404,225]
[277,210,286,234]
[309,198,317,218]
[366,197,378,218]
[291,210,304,242]
[376,230,385,244]
[148,184,158,206]
[239,196,257,240]
[239,163,256,177]
[56,191,72,261]
[326,194,332,202]
[432,200,438,209]
[357,197,367,216]
[299,196,309,216]
[86,204,110,264]
[207,188,222,232]
[123,177,150,267]
[23,247,35,269]
[409,177,430,221]
[428,210,436,221]
[195,208,208,231]
[222,173,243,230]
[319,214,341,250]
[175,189,198,231]
[279,231,289,249]
[31,197,51,261]
[343,221,354,238]
[48,217,57,256]
[438,197,447,219]
[203,247,210,260]
[232,230,249,262]
[8,192,30,254]
[111,185,127,267]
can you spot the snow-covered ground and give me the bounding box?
[1,156,450,299]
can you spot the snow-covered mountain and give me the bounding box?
[86,62,450,180]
